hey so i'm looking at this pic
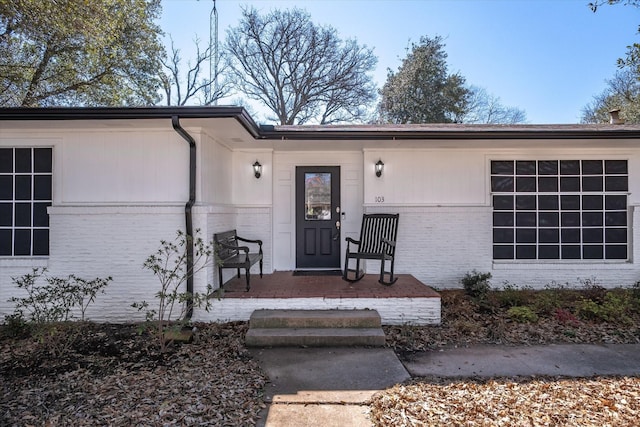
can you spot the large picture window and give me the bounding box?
[0,148,52,256]
[491,160,628,261]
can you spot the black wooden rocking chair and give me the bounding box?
[343,213,399,285]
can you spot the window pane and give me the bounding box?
[538,212,559,227]
[33,229,49,256]
[493,195,513,210]
[605,228,627,243]
[14,148,31,173]
[491,176,513,192]
[605,160,627,174]
[0,176,12,200]
[605,195,627,210]
[14,203,31,227]
[0,148,12,173]
[15,175,31,200]
[582,176,603,192]
[582,212,603,226]
[516,245,536,259]
[582,195,603,210]
[34,175,52,200]
[605,176,628,191]
[516,228,536,243]
[538,160,558,175]
[493,212,514,227]
[516,212,536,226]
[562,245,581,259]
[583,245,604,259]
[491,161,513,175]
[0,229,11,255]
[14,229,31,255]
[539,245,559,259]
[516,195,536,210]
[516,177,536,192]
[561,195,580,210]
[605,212,627,226]
[33,202,50,227]
[561,212,580,227]
[493,228,513,243]
[582,160,603,174]
[561,228,580,243]
[606,245,627,259]
[0,203,11,226]
[560,177,580,192]
[538,195,558,210]
[538,177,558,192]
[493,245,513,259]
[560,160,580,175]
[304,173,331,220]
[516,161,536,175]
[583,228,603,243]
[34,148,52,173]
[539,228,559,243]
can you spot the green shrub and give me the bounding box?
[9,268,111,324]
[460,270,492,299]
[576,292,631,324]
[496,282,533,308]
[507,306,539,323]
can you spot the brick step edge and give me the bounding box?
[245,327,386,347]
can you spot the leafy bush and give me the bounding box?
[460,270,492,299]
[580,277,607,303]
[133,230,214,352]
[576,292,632,324]
[496,282,533,308]
[554,308,580,326]
[507,306,538,323]
[9,268,111,323]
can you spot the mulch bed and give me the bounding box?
[1,322,267,426]
[372,289,640,426]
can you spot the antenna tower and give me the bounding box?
[210,0,219,104]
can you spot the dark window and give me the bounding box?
[0,148,52,256]
[491,159,628,261]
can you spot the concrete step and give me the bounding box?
[249,309,382,329]
[245,327,386,347]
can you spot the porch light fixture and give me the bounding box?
[375,159,384,177]
[253,160,262,179]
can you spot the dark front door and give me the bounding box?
[295,166,341,268]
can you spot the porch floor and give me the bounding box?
[220,271,440,299]
[198,272,441,325]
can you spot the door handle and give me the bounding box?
[333,221,341,240]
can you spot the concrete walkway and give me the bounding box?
[252,344,640,427]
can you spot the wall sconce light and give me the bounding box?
[253,160,262,179]
[375,159,384,177]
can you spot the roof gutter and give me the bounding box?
[171,116,196,319]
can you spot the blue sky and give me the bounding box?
[160,0,639,124]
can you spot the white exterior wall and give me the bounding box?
[0,126,191,320]
[271,151,363,271]
[363,146,640,289]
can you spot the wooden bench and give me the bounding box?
[213,230,263,291]
[343,213,399,286]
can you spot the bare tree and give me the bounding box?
[160,36,227,106]
[225,7,377,125]
[462,86,527,124]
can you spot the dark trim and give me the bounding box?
[171,116,196,319]
[258,127,640,140]
[0,106,261,139]
[2,107,640,140]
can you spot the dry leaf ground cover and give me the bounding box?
[374,285,640,426]
[0,322,267,426]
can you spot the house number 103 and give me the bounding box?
[375,196,385,203]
